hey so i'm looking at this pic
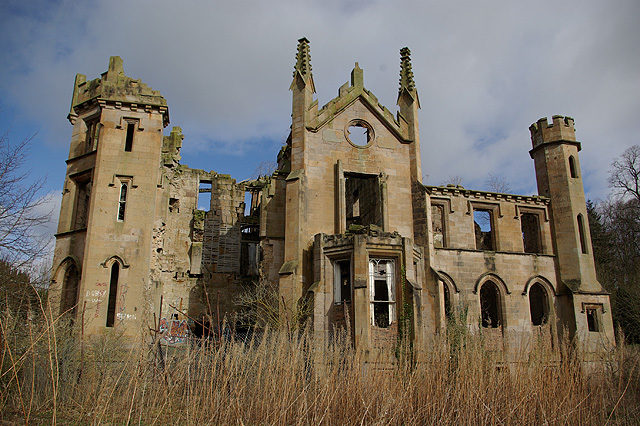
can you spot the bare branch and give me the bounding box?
[609,145,640,203]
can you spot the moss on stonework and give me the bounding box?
[193,209,206,229]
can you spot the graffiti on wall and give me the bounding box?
[158,317,189,344]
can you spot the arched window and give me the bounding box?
[480,281,502,328]
[443,282,452,319]
[106,262,119,327]
[577,214,588,254]
[569,156,578,178]
[60,263,79,317]
[117,183,127,221]
[529,282,549,326]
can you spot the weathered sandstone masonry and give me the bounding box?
[50,39,614,359]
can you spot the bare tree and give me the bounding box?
[253,160,277,178]
[442,176,464,187]
[485,173,512,194]
[0,133,51,267]
[609,144,640,202]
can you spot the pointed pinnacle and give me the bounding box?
[294,37,312,78]
[399,47,415,93]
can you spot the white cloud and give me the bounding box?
[0,0,638,201]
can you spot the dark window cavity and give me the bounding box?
[569,155,578,178]
[334,260,351,303]
[124,121,135,152]
[529,282,549,326]
[60,264,79,317]
[117,183,128,221]
[240,225,259,276]
[577,214,588,254]
[480,281,501,328]
[474,208,494,251]
[586,308,599,332]
[169,198,180,213]
[73,176,91,229]
[106,262,119,327]
[443,282,452,319]
[345,174,381,229]
[85,117,99,152]
[521,213,541,254]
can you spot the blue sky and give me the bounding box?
[1,0,639,256]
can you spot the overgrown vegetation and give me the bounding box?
[1,303,639,424]
[589,144,640,342]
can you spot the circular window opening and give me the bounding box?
[345,120,374,147]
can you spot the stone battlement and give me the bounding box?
[529,115,576,148]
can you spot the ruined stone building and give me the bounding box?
[50,38,614,358]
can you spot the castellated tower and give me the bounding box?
[50,57,169,336]
[529,116,614,352]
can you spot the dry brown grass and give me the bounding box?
[1,306,639,425]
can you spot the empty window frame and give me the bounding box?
[521,212,542,254]
[106,262,119,327]
[586,307,600,332]
[124,120,136,152]
[577,214,588,254]
[480,281,502,328]
[345,174,382,229]
[84,117,100,153]
[569,155,578,178]
[528,282,549,326]
[369,258,395,328]
[473,208,495,251]
[117,182,128,221]
[333,259,351,303]
[198,181,212,211]
[432,204,446,248]
[240,225,260,276]
[60,263,80,317]
[442,281,452,319]
[72,174,92,229]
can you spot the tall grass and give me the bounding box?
[1,304,639,424]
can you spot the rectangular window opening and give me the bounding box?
[240,225,260,276]
[432,204,446,248]
[333,260,351,304]
[198,182,212,211]
[521,213,542,254]
[117,182,128,222]
[85,117,99,153]
[369,259,395,328]
[72,176,91,229]
[474,208,494,251]
[345,174,381,229]
[169,197,180,213]
[577,214,588,254]
[586,308,600,332]
[124,122,135,152]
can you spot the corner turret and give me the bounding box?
[529,114,614,350]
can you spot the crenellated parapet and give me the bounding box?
[529,115,578,150]
[68,56,169,126]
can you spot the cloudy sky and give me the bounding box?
[1,0,639,251]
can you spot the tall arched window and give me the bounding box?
[60,263,79,317]
[569,156,578,178]
[577,214,588,254]
[529,282,549,326]
[443,282,452,319]
[117,183,127,221]
[106,262,119,327]
[480,281,502,328]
